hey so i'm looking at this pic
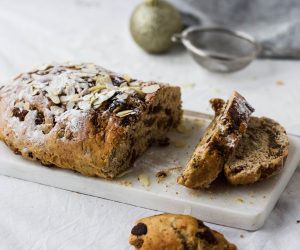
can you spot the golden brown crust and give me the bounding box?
[177,91,254,189]
[0,63,182,179]
[129,214,237,250]
[224,116,289,185]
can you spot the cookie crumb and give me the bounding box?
[236,198,244,203]
[156,170,168,183]
[181,82,195,89]
[119,180,132,186]
[138,174,150,187]
[240,234,244,238]
[276,80,284,86]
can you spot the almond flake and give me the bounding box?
[92,90,116,108]
[141,84,160,94]
[37,64,52,71]
[50,106,65,116]
[78,100,91,110]
[89,85,106,93]
[123,74,131,82]
[116,110,136,117]
[129,81,142,87]
[48,94,60,104]
[95,74,111,85]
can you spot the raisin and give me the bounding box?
[110,75,125,86]
[12,107,28,121]
[131,223,147,236]
[35,111,44,125]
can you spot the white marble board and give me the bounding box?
[0,111,299,231]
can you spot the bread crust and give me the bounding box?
[129,213,237,250]
[0,63,182,179]
[177,91,254,189]
[224,117,289,185]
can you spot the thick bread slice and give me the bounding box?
[177,91,254,189]
[0,63,182,179]
[224,117,289,185]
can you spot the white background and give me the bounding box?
[0,0,299,249]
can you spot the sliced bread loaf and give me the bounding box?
[177,91,254,189]
[224,116,289,185]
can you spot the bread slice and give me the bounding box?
[0,63,182,179]
[224,117,289,185]
[177,91,254,188]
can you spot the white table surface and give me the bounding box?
[0,0,299,249]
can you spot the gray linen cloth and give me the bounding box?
[173,0,300,58]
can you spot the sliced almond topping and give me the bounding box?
[123,74,131,82]
[47,94,60,104]
[78,100,91,110]
[89,85,106,93]
[36,64,53,71]
[141,84,160,94]
[50,106,65,116]
[116,110,136,117]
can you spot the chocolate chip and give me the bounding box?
[12,107,28,121]
[131,223,147,236]
[28,152,33,158]
[35,111,45,125]
[196,229,217,245]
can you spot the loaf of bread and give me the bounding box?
[0,63,182,179]
[129,213,237,250]
[224,116,289,185]
[177,91,254,189]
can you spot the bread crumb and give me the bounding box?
[171,140,186,148]
[236,198,244,203]
[119,180,132,186]
[156,170,168,183]
[181,82,195,89]
[176,123,193,136]
[138,174,150,187]
[276,80,284,86]
[240,234,244,238]
[193,118,206,128]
